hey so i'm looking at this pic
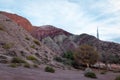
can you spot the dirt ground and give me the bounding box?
[0,64,119,80]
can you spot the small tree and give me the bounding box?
[74,45,99,68]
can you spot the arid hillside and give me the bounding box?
[1,11,120,63]
[0,13,56,65]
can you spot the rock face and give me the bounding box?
[0,13,55,64]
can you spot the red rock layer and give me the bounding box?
[0,11,33,32]
[1,11,72,39]
[32,25,72,40]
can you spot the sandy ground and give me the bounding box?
[0,64,119,80]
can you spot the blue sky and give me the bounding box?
[0,0,120,43]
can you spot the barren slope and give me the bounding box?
[0,13,55,64]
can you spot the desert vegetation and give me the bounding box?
[9,57,39,68]
[30,45,35,49]
[33,39,41,46]
[24,63,31,68]
[9,63,18,68]
[11,57,26,63]
[100,70,107,74]
[26,55,40,64]
[84,72,97,78]
[9,57,26,68]
[74,45,99,68]
[45,66,55,73]
[26,55,38,61]
[54,51,75,66]
[54,45,99,69]
[2,43,13,49]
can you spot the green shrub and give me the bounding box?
[84,72,97,78]
[45,66,55,73]
[33,39,40,46]
[30,45,35,49]
[9,63,18,68]
[54,56,63,62]
[115,75,120,80]
[100,70,107,74]
[26,55,40,64]
[26,55,38,61]
[11,57,26,63]
[62,51,76,67]
[24,63,30,68]
[2,43,12,49]
[62,51,74,60]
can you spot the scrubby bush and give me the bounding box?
[2,43,12,49]
[74,45,99,68]
[27,55,40,64]
[30,45,35,49]
[27,55,37,61]
[100,70,107,74]
[9,63,18,68]
[54,56,63,62]
[24,63,30,68]
[115,75,120,80]
[11,57,26,63]
[61,51,76,67]
[62,51,74,60]
[33,39,40,46]
[84,72,97,78]
[45,66,55,73]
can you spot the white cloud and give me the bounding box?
[0,0,120,43]
[109,0,120,11]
